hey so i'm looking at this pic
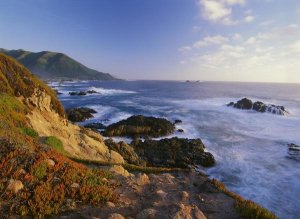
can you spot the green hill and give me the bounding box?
[0,48,118,80]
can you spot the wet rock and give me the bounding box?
[130,137,215,168]
[108,213,125,219]
[287,143,300,161]
[7,179,24,193]
[66,107,97,122]
[233,98,253,109]
[69,90,99,96]
[84,122,106,130]
[174,119,182,124]
[177,129,184,133]
[104,115,175,138]
[228,98,288,115]
[69,91,87,96]
[136,208,157,219]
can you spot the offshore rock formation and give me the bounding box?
[227,98,288,115]
[104,115,175,138]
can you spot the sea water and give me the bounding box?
[51,80,300,219]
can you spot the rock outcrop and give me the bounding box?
[227,98,288,115]
[130,137,215,168]
[66,107,97,122]
[104,115,175,138]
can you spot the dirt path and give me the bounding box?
[59,170,240,219]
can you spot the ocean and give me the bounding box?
[50,80,300,219]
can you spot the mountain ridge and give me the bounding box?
[0,48,119,81]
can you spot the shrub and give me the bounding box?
[44,136,64,153]
[32,162,47,180]
[21,127,39,139]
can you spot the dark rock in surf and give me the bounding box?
[103,115,175,138]
[177,129,184,133]
[66,107,97,122]
[287,143,300,161]
[227,98,288,115]
[69,90,99,96]
[174,119,182,124]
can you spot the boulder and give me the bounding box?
[130,137,215,168]
[7,179,24,193]
[66,107,97,122]
[104,115,175,138]
[177,129,184,133]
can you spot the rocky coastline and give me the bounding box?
[0,53,277,218]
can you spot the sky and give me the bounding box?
[0,0,300,83]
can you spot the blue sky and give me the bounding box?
[1,0,300,82]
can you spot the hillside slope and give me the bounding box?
[0,48,118,80]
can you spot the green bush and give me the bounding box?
[21,127,39,138]
[32,162,47,180]
[44,136,64,153]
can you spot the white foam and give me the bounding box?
[88,86,136,95]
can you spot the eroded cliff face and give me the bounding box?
[25,89,124,164]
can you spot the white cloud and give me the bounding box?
[178,25,300,82]
[198,0,246,25]
[193,35,229,48]
[244,15,254,23]
[178,46,192,52]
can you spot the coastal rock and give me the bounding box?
[84,122,107,130]
[287,143,300,161]
[130,137,215,168]
[174,119,182,124]
[69,90,99,96]
[227,98,288,115]
[104,115,175,138]
[105,138,146,166]
[7,179,24,193]
[177,129,184,133]
[66,107,97,122]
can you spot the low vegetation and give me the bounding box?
[44,136,64,153]
[0,138,117,217]
[211,179,278,219]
